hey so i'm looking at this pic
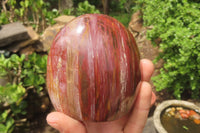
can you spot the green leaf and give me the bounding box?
[76,1,100,16]
[0,117,14,133]
[182,125,189,130]
[0,110,9,122]
[0,84,25,104]
[20,1,24,7]
[5,117,14,132]
[19,8,24,17]
[0,124,7,133]
[25,0,29,8]
[23,71,35,86]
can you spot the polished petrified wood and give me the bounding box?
[47,14,141,122]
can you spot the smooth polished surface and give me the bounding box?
[47,14,141,122]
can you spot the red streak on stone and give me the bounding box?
[47,14,140,122]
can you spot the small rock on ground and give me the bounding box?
[0,22,29,47]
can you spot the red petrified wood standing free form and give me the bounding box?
[46,14,141,122]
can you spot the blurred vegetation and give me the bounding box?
[109,12,132,28]
[0,0,134,30]
[0,53,47,132]
[75,1,100,16]
[0,0,60,32]
[135,0,200,99]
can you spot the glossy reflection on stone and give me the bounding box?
[46,14,141,122]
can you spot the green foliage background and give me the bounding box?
[0,53,47,133]
[136,0,200,99]
[0,0,133,29]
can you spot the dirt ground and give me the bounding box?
[27,106,58,133]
